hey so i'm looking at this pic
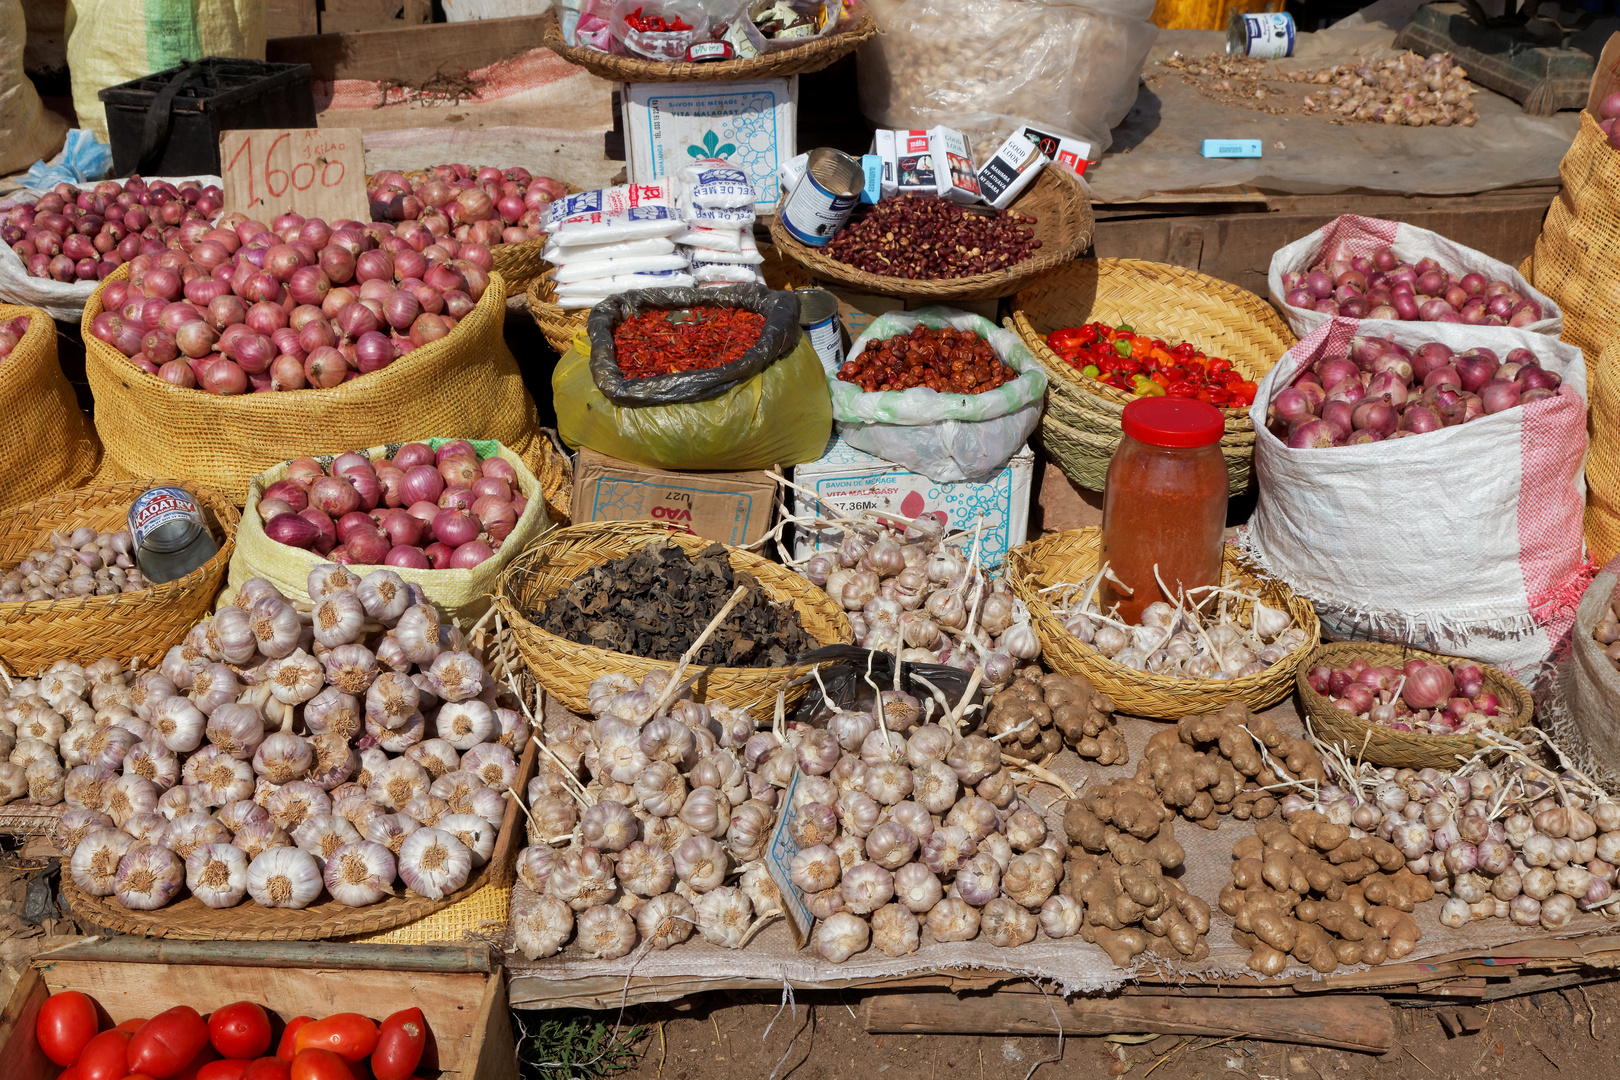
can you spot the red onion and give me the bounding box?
[200,358,248,395]
[383,290,421,331]
[1400,404,1443,433]
[331,452,370,477]
[381,509,424,547]
[158,359,195,387]
[142,329,179,364]
[297,509,336,554]
[438,487,473,512]
[175,321,218,359]
[1481,379,1521,414]
[305,346,348,389]
[385,546,432,569]
[424,542,454,569]
[392,443,434,471]
[1287,419,1337,449]
[266,512,323,549]
[320,246,357,284]
[449,541,494,569]
[336,301,382,342]
[439,455,480,488]
[1520,365,1562,392]
[183,277,229,306]
[480,457,518,484]
[298,318,337,354]
[510,496,528,520]
[470,476,511,502]
[233,335,273,375]
[288,457,326,485]
[263,479,309,513]
[400,466,445,505]
[258,497,295,522]
[346,526,391,565]
[436,439,477,465]
[354,331,396,374]
[288,265,331,307]
[477,500,517,541]
[355,250,394,284]
[376,465,406,508]
[433,509,479,548]
[348,468,381,511]
[311,475,361,518]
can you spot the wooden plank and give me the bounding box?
[0,968,53,1080]
[33,937,493,973]
[863,989,1395,1052]
[1165,224,1204,271]
[321,0,429,35]
[266,15,553,83]
[469,966,519,1080]
[267,0,318,39]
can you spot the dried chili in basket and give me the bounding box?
[612,306,767,380]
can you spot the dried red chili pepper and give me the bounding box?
[612,306,765,380]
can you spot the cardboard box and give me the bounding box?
[624,78,797,213]
[572,448,778,547]
[790,435,1034,567]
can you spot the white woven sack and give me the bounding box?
[1242,316,1589,688]
[0,174,220,320]
[1267,214,1562,342]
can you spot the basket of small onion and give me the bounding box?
[1297,642,1532,769]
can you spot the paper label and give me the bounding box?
[764,767,813,947]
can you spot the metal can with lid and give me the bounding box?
[1226,10,1295,58]
[796,287,845,370]
[779,147,864,246]
[128,485,219,584]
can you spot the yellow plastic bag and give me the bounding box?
[553,331,832,471]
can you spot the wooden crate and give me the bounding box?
[0,939,516,1079]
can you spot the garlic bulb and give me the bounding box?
[398,827,473,899]
[438,814,496,867]
[428,651,484,703]
[741,862,783,918]
[324,841,397,906]
[266,650,323,707]
[405,739,460,781]
[353,569,409,624]
[304,688,363,742]
[55,807,113,854]
[790,802,839,848]
[579,800,637,853]
[694,885,753,949]
[789,844,840,893]
[323,645,379,697]
[70,828,135,895]
[364,812,420,855]
[514,896,575,959]
[394,605,442,666]
[608,840,673,897]
[946,796,999,843]
[405,794,452,828]
[632,761,687,819]
[83,726,138,770]
[267,781,333,831]
[673,835,729,892]
[311,591,365,648]
[871,902,921,957]
[461,743,518,792]
[1004,806,1047,851]
[254,733,314,785]
[912,760,959,814]
[365,709,425,755]
[151,696,206,754]
[365,672,422,733]
[841,862,895,914]
[953,852,1001,906]
[186,843,249,908]
[980,897,1038,947]
[203,704,264,761]
[679,786,729,839]
[576,904,637,959]
[812,911,870,963]
[161,812,231,860]
[122,812,167,842]
[64,765,117,810]
[1040,894,1083,939]
[725,800,774,862]
[217,800,268,834]
[0,762,23,805]
[1002,852,1058,909]
[926,897,980,942]
[247,845,323,908]
[641,814,695,855]
[637,892,697,951]
[864,762,913,806]
[115,844,185,910]
[293,813,362,864]
[435,701,495,751]
[307,732,357,791]
[26,759,64,805]
[308,563,358,600]
[921,825,976,875]
[185,748,254,806]
[518,846,560,894]
[370,757,432,811]
[233,820,292,859]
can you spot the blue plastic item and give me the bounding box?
[23,130,114,191]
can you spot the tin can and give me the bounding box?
[1226,10,1294,58]
[779,147,863,246]
[797,288,845,370]
[128,485,218,584]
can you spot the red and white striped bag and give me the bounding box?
[1242,316,1590,690]
[1267,214,1562,342]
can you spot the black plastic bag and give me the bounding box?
[791,644,986,725]
[586,284,803,406]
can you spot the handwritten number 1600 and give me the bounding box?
[226,134,346,202]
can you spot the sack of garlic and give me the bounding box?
[50,564,528,916]
[797,514,1040,689]
[507,664,1073,964]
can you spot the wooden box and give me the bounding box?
[0,939,516,1079]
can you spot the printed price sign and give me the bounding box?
[764,766,813,948]
[219,128,369,223]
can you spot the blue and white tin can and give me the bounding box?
[779,148,864,246]
[1227,10,1295,58]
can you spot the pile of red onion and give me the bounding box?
[1306,655,1502,736]
[259,440,526,570]
[1280,244,1544,326]
[88,211,492,394]
[1272,335,1563,448]
[1596,92,1620,148]
[2,177,221,283]
[0,315,28,363]
[367,165,567,247]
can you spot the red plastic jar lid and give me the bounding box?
[1121,397,1225,448]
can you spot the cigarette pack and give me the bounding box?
[976,132,1047,210]
[892,127,980,204]
[1019,125,1093,176]
[870,129,898,199]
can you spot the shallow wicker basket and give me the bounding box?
[525,241,812,355]
[540,5,877,82]
[63,737,537,939]
[494,520,850,713]
[768,166,1094,302]
[0,481,238,675]
[1297,642,1533,770]
[1009,259,1295,495]
[1006,528,1320,720]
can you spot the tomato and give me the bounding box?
[293,1015,377,1064]
[118,1018,150,1033]
[128,1006,210,1079]
[276,1019,314,1062]
[37,990,101,1066]
[368,1009,425,1080]
[197,1061,254,1080]
[210,1003,272,1060]
[290,1049,355,1080]
[243,1059,292,1080]
[174,1044,221,1080]
[76,1029,132,1080]
[59,1069,81,1080]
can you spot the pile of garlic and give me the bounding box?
[510,668,1075,964]
[46,565,525,914]
[799,514,1040,689]
[1057,590,1308,683]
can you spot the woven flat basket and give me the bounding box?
[63,738,537,940]
[494,520,850,713]
[1008,259,1295,495]
[1006,528,1320,720]
[525,241,812,355]
[767,166,1094,302]
[1297,642,1532,770]
[0,481,238,675]
[540,5,877,82]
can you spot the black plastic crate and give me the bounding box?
[98,57,317,178]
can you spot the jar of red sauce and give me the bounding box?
[1099,397,1229,625]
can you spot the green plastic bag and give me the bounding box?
[554,330,832,471]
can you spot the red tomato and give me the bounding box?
[197,1061,254,1080]
[128,1006,210,1079]
[289,1049,355,1080]
[210,1003,272,1060]
[59,1068,81,1080]
[368,1009,425,1080]
[174,1044,221,1080]
[76,1029,132,1080]
[36,990,101,1066]
[276,1019,314,1062]
[293,1015,377,1064]
[243,1059,292,1080]
[117,1018,150,1033]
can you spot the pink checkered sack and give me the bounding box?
[1243,316,1590,689]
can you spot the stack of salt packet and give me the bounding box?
[540,181,693,308]
[672,158,765,288]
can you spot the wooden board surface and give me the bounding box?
[864,988,1395,1052]
[0,968,53,1080]
[266,15,553,83]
